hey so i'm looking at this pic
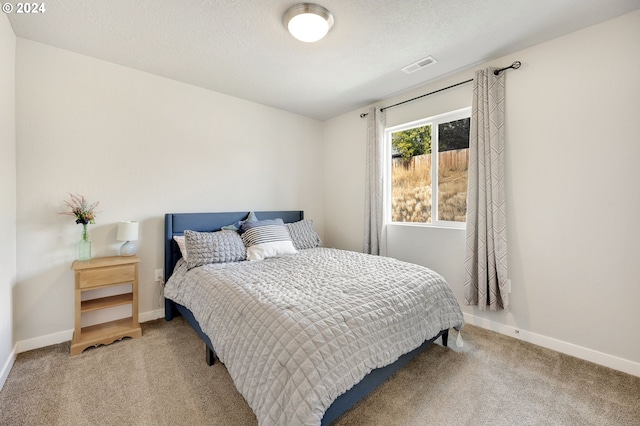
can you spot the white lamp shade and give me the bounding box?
[284,3,334,42]
[117,221,139,242]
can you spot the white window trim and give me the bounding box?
[384,107,471,229]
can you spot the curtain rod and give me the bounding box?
[359,61,521,118]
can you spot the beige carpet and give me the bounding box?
[1,317,638,426]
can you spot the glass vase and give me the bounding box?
[78,223,91,261]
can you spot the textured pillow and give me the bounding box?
[221,211,258,232]
[185,230,246,269]
[286,219,322,250]
[173,235,188,260]
[241,219,297,261]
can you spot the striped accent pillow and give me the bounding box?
[241,221,297,261]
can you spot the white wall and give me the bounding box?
[0,14,17,388]
[324,10,640,376]
[14,39,324,347]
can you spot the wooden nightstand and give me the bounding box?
[70,255,142,355]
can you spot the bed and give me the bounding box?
[163,211,464,425]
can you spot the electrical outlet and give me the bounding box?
[154,269,163,282]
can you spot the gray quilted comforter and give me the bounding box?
[164,248,463,426]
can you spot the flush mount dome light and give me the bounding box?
[284,3,334,42]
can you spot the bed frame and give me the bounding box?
[164,210,449,425]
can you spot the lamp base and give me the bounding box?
[120,241,137,256]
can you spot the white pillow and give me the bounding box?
[245,240,297,261]
[173,235,188,260]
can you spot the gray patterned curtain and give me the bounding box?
[464,68,510,310]
[363,107,386,255]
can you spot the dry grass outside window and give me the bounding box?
[392,149,468,223]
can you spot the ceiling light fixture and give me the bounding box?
[283,3,334,43]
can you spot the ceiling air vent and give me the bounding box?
[401,56,437,74]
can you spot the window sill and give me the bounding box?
[386,221,466,231]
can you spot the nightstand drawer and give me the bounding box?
[78,264,136,288]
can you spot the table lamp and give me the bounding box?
[117,221,138,256]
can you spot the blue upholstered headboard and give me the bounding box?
[164,211,304,282]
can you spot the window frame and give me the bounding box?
[384,106,471,229]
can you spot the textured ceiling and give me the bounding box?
[7,0,640,120]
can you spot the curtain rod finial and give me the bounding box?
[494,60,522,75]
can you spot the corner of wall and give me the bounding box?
[0,344,17,390]
[0,11,17,392]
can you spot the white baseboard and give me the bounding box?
[0,344,17,391]
[139,308,165,323]
[14,308,166,355]
[463,313,640,378]
[16,329,73,353]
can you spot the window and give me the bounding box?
[385,107,471,227]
